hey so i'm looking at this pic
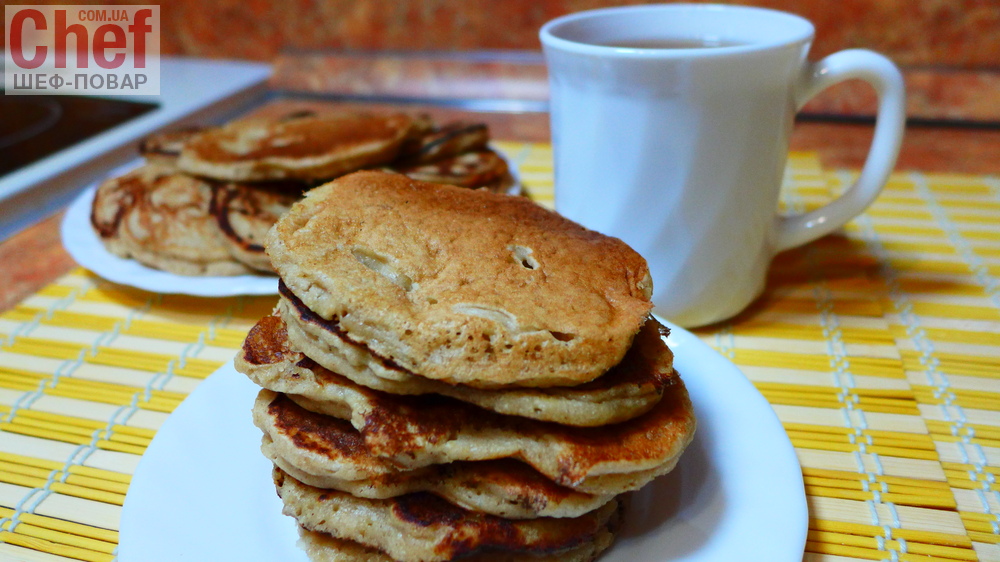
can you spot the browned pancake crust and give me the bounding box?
[256,390,613,518]
[236,313,695,492]
[273,467,620,562]
[396,122,490,164]
[138,127,203,166]
[178,112,413,181]
[260,390,394,478]
[188,111,410,162]
[91,168,146,241]
[240,311,673,426]
[237,317,694,494]
[211,182,304,272]
[392,149,509,188]
[90,164,254,275]
[267,171,654,388]
[279,291,673,394]
[285,368,694,491]
[296,520,618,562]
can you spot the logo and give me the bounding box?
[4,5,160,95]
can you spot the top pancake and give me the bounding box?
[267,171,653,387]
[177,111,413,182]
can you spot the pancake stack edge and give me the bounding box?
[234,170,697,562]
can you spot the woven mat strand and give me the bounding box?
[0,141,997,562]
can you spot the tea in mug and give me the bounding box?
[600,38,745,49]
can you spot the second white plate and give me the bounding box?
[60,161,281,297]
[118,319,807,561]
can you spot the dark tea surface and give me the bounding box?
[599,38,745,49]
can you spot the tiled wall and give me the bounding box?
[170,0,999,68]
[7,0,998,69]
[5,0,998,122]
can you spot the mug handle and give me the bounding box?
[774,49,906,253]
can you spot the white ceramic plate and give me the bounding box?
[118,319,807,561]
[60,160,280,297]
[61,149,521,297]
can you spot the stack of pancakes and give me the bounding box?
[234,171,697,561]
[89,110,513,276]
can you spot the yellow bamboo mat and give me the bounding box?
[1,141,998,562]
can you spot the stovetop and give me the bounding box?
[0,58,271,242]
[0,95,158,178]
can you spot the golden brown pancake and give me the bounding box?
[273,467,621,562]
[178,111,414,181]
[389,120,514,193]
[239,311,673,427]
[283,368,693,494]
[266,171,653,388]
[391,149,509,188]
[296,523,618,562]
[254,390,614,519]
[395,122,490,164]
[138,127,203,167]
[211,182,304,273]
[90,164,253,276]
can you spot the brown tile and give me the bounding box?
[7,0,991,67]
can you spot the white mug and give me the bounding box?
[541,4,905,327]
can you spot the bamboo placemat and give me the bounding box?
[0,141,998,562]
